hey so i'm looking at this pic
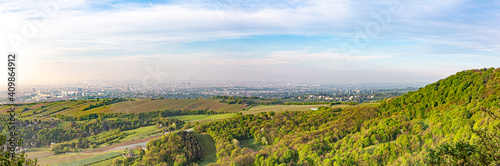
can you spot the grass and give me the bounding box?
[88,149,142,166]
[195,133,217,166]
[182,100,227,111]
[216,104,247,113]
[88,155,122,166]
[90,156,123,166]
[422,118,431,130]
[1,98,246,117]
[57,121,71,128]
[121,126,161,142]
[25,150,53,160]
[363,140,396,153]
[56,151,122,166]
[0,98,253,121]
[37,152,104,166]
[242,104,332,115]
[239,138,263,151]
[170,113,236,122]
[103,99,224,114]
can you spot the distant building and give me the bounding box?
[123,152,137,158]
[311,108,318,111]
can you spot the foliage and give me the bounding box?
[82,98,127,111]
[57,151,121,166]
[193,68,500,165]
[136,131,202,166]
[0,133,38,166]
[425,107,500,165]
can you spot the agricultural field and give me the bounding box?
[241,104,347,115]
[170,113,236,122]
[96,98,231,114]
[195,133,217,166]
[56,151,122,166]
[0,98,247,118]
[4,97,365,165]
[239,138,263,151]
[120,126,162,143]
[25,150,53,160]
[88,155,122,166]
[37,152,106,166]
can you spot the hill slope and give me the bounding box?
[1,98,246,118]
[189,68,500,165]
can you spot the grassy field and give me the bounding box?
[216,104,247,113]
[88,149,143,166]
[25,150,53,160]
[239,138,263,151]
[37,152,105,166]
[195,133,217,166]
[363,140,396,153]
[56,151,122,166]
[171,113,236,122]
[99,99,229,114]
[1,99,352,119]
[4,99,360,165]
[1,98,246,118]
[121,126,161,143]
[88,155,122,166]
[242,104,336,115]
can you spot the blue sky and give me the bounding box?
[0,0,499,84]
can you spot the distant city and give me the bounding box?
[0,80,425,104]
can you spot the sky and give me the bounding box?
[0,0,499,85]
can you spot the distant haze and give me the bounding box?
[0,0,499,85]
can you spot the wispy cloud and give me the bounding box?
[0,0,499,84]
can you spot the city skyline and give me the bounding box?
[1,0,499,85]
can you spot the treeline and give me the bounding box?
[51,129,129,154]
[215,95,361,106]
[214,96,260,100]
[3,108,211,151]
[8,112,184,152]
[196,106,384,165]
[216,96,282,105]
[0,119,58,149]
[83,98,127,111]
[55,109,211,121]
[39,116,183,149]
[282,101,358,105]
[130,131,202,166]
[283,101,337,105]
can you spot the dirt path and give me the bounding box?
[80,135,162,153]
[81,128,194,153]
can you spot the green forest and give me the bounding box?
[1,68,500,165]
[196,68,497,165]
[126,68,500,165]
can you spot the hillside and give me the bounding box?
[1,98,246,118]
[3,68,500,165]
[187,68,500,165]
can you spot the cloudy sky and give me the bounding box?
[0,0,499,85]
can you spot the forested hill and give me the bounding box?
[377,67,500,164]
[190,68,500,165]
[380,67,500,119]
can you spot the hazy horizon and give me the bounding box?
[1,0,499,85]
